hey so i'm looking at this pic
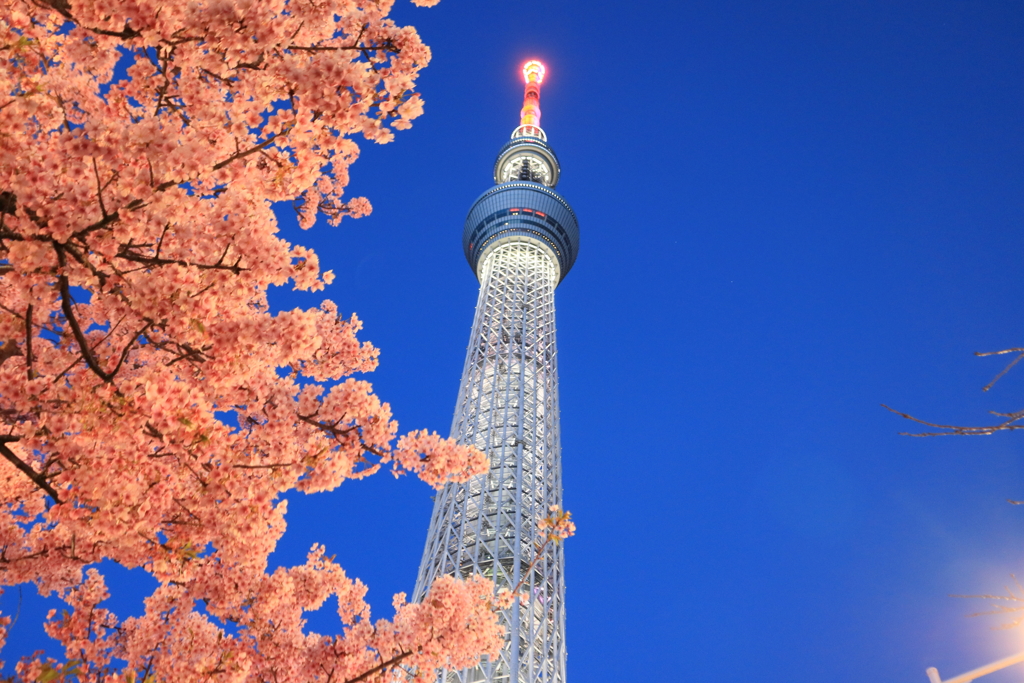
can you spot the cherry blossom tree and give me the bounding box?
[0,0,510,679]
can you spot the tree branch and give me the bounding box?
[115,245,245,274]
[343,651,411,683]
[24,304,34,379]
[232,462,297,470]
[286,41,397,53]
[882,404,1024,436]
[981,350,1024,392]
[0,437,62,503]
[55,245,115,382]
[212,130,288,171]
[297,413,355,440]
[0,339,22,367]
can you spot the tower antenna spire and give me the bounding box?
[514,59,546,139]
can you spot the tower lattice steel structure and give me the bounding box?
[413,61,579,683]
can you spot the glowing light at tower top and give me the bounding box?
[516,59,546,139]
[523,59,546,84]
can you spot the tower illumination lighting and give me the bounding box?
[413,60,579,683]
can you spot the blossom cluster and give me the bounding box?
[0,0,504,678]
[537,506,576,542]
[492,510,576,612]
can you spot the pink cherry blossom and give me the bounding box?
[0,0,523,679]
[538,506,577,541]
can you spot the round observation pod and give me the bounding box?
[493,135,561,187]
[463,181,579,283]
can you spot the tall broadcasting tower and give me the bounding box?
[413,61,579,683]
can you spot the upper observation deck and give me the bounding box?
[462,60,579,282]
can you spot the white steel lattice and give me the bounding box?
[414,238,567,683]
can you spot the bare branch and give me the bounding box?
[976,347,1024,358]
[882,404,1024,437]
[953,577,1024,629]
[982,351,1024,392]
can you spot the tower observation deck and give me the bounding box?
[413,61,579,683]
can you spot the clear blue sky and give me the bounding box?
[5,1,1024,682]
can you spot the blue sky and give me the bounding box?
[4,1,1024,682]
[301,2,1023,681]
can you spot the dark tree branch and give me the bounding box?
[297,413,355,440]
[234,53,265,70]
[342,651,411,683]
[92,158,109,218]
[212,130,289,171]
[0,340,22,367]
[286,41,397,53]
[0,191,15,217]
[88,23,141,39]
[116,242,244,274]
[55,248,149,382]
[232,463,297,470]
[24,304,34,379]
[108,321,152,379]
[61,241,117,291]
[55,245,116,382]
[31,0,71,20]
[0,436,62,503]
[171,498,202,525]
[31,0,140,37]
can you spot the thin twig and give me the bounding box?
[976,348,1024,357]
[881,404,1024,436]
[982,351,1024,392]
